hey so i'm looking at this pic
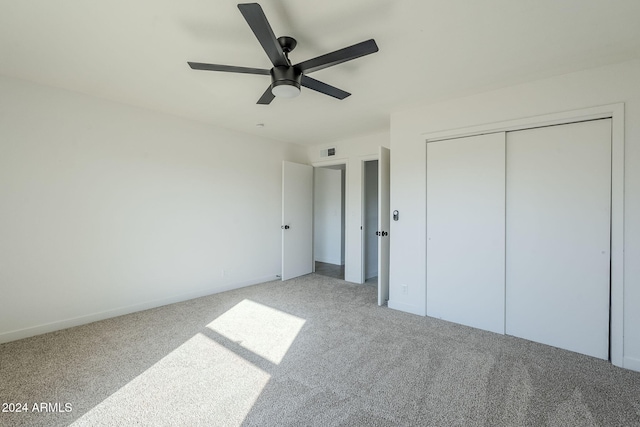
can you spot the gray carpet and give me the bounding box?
[1,274,639,426]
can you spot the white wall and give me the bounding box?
[389,59,640,371]
[0,75,307,343]
[308,132,390,283]
[364,161,378,279]
[313,167,342,265]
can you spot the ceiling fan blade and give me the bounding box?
[257,85,275,104]
[188,62,270,75]
[301,75,351,100]
[295,39,378,74]
[238,3,289,67]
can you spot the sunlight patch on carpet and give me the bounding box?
[207,299,306,365]
[70,333,271,426]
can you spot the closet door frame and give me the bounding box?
[423,103,625,368]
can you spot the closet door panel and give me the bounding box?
[505,119,611,359]
[426,132,506,334]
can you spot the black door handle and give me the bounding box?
[281,225,290,230]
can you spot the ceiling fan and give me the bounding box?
[188,3,379,104]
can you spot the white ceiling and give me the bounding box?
[2,1,640,146]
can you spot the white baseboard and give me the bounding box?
[388,300,426,316]
[623,356,640,372]
[315,257,342,265]
[365,271,378,280]
[0,274,279,345]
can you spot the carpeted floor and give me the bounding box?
[1,274,639,426]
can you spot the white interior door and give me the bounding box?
[505,119,611,359]
[426,132,506,334]
[282,161,313,281]
[377,146,390,306]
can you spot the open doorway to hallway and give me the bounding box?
[314,164,345,280]
[363,160,378,287]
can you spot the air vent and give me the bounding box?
[320,147,336,157]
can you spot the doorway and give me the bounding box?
[363,160,378,286]
[313,164,345,280]
[306,147,389,303]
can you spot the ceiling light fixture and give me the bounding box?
[271,81,300,98]
[270,66,301,98]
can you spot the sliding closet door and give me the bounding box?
[426,132,505,334]
[505,119,611,359]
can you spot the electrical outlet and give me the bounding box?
[402,284,408,295]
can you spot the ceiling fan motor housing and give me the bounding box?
[270,66,302,97]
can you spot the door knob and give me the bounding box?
[281,225,290,230]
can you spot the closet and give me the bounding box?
[426,119,611,359]
[426,132,506,334]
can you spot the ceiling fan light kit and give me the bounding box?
[188,2,378,104]
[270,66,301,98]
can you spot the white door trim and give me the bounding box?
[422,103,625,368]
